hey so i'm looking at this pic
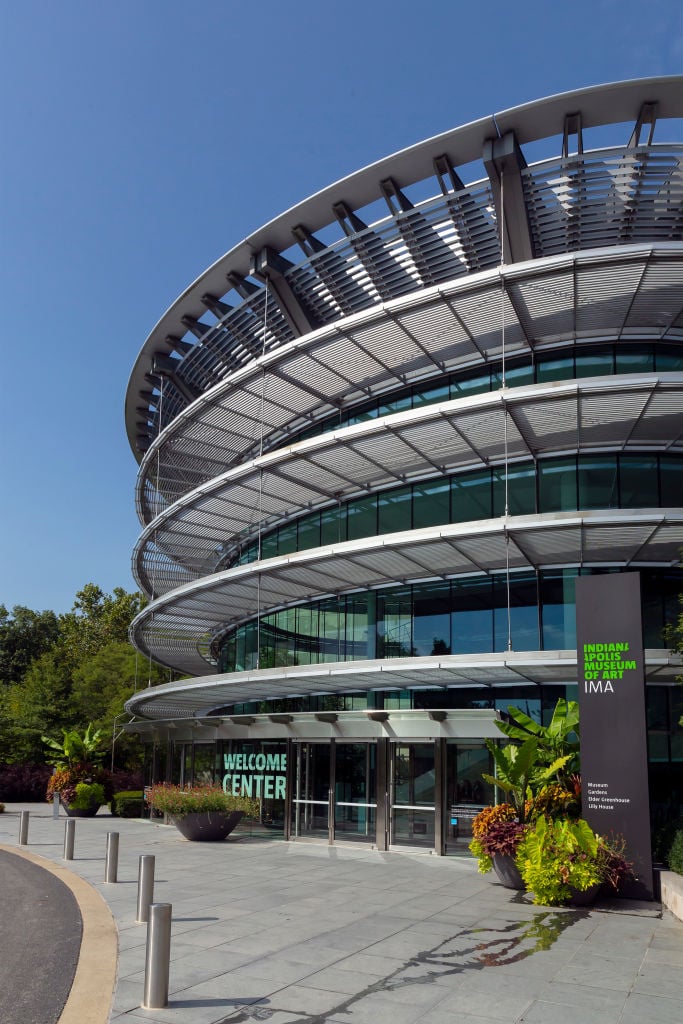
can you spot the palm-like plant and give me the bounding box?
[42,723,104,769]
[495,699,580,781]
[482,737,571,823]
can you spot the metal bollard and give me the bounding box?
[142,903,172,1008]
[104,832,119,883]
[64,819,75,860]
[136,855,156,923]
[19,810,29,845]
[52,793,60,819]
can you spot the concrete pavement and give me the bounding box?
[0,803,682,1024]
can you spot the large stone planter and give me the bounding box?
[61,800,101,818]
[492,853,525,890]
[567,882,602,906]
[171,810,244,841]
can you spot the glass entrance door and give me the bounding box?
[390,742,436,848]
[334,743,376,843]
[444,741,494,853]
[291,743,330,839]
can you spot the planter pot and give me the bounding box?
[567,882,602,906]
[171,810,244,841]
[492,853,525,890]
[61,801,100,818]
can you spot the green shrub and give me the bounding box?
[516,816,603,905]
[669,830,683,875]
[111,791,144,818]
[70,782,106,810]
[652,816,683,866]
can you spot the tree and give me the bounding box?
[0,584,157,768]
[0,604,59,686]
[69,640,168,768]
[57,584,145,664]
[1,646,75,762]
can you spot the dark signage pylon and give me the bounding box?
[576,572,654,900]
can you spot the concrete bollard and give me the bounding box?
[104,832,119,883]
[142,903,172,1008]
[19,810,29,845]
[136,855,156,923]
[52,793,60,819]
[63,819,75,860]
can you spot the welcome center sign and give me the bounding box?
[576,572,653,900]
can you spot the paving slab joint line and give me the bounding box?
[0,842,118,1024]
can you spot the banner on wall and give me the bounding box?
[576,572,653,900]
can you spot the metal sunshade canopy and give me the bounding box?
[134,373,683,596]
[130,509,683,675]
[135,245,683,521]
[125,649,683,722]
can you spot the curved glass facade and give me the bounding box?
[222,453,683,569]
[217,567,683,673]
[276,341,683,451]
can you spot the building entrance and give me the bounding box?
[290,741,378,844]
[288,736,492,853]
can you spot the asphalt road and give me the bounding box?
[0,848,82,1024]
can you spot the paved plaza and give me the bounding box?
[1,804,682,1024]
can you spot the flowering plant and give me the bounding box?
[147,783,259,819]
[470,805,527,874]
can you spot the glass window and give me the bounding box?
[320,506,342,546]
[413,382,449,407]
[377,588,413,658]
[493,463,536,517]
[538,457,577,511]
[452,470,492,522]
[577,457,619,509]
[413,479,450,528]
[297,513,321,551]
[346,495,377,541]
[295,606,317,665]
[345,595,371,661]
[655,346,683,372]
[318,599,340,662]
[619,456,659,508]
[493,573,538,652]
[277,521,297,555]
[616,345,654,374]
[540,569,577,650]
[536,354,575,383]
[451,577,493,654]
[378,486,411,534]
[260,531,278,560]
[383,394,412,415]
[646,687,669,730]
[495,691,541,725]
[659,457,683,508]
[574,346,614,378]
[451,370,490,398]
[492,361,534,389]
[413,582,451,656]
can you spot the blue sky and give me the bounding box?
[1,0,682,614]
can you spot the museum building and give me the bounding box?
[125,78,683,853]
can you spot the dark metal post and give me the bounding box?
[19,810,29,845]
[136,855,155,923]
[104,832,119,883]
[143,903,172,1008]
[63,819,75,860]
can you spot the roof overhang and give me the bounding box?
[124,648,682,724]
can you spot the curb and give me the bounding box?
[0,843,118,1024]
